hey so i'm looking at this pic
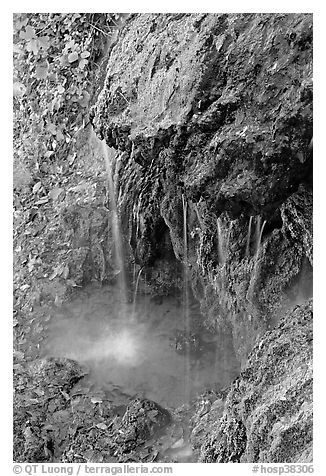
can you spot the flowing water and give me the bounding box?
[216,217,226,265]
[254,216,266,262]
[133,193,143,243]
[258,220,266,255]
[132,267,143,321]
[254,216,262,254]
[248,216,267,303]
[245,216,253,257]
[216,216,233,266]
[101,141,127,304]
[44,283,240,410]
[182,194,191,403]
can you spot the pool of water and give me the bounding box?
[44,283,239,409]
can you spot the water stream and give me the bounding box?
[245,216,253,257]
[132,267,143,321]
[254,216,262,254]
[101,141,127,304]
[182,194,191,403]
[216,217,226,265]
[248,216,267,303]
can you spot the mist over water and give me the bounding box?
[44,284,240,408]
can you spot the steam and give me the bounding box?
[45,285,240,407]
[47,314,146,367]
[79,328,140,366]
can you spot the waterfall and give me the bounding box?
[182,194,191,403]
[245,216,253,257]
[254,216,266,261]
[216,218,225,265]
[259,221,266,255]
[254,216,262,254]
[225,220,233,260]
[101,140,128,304]
[133,193,143,242]
[132,267,143,321]
[144,272,148,320]
[247,216,267,304]
[132,262,137,290]
[132,195,142,285]
[217,217,233,266]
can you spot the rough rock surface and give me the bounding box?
[61,397,171,463]
[108,398,171,456]
[91,13,313,362]
[191,300,313,462]
[90,13,313,463]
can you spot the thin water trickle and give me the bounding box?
[134,193,143,242]
[132,262,137,290]
[216,217,232,266]
[213,217,234,375]
[132,267,143,321]
[248,216,267,303]
[225,220,233,259]
[144,273,148,320]
[254,215,262,254]
[101,140,128,305]
[253,216,266,261]
[182,194,191,403]
[258,220,266,255]
[216,218,225,265]
[245,216,253,257]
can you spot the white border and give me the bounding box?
[3,3,325,473]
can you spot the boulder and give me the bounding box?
[192,300,313,463]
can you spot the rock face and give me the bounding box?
[91,13,312,363]
[192,300,313,463]
[90,13,313,463]
[109,398,171,456]
[62,397,171,463]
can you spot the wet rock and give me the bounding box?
[190,392,225,453]
[193,300,313,463]
[203,416,247,463]
[281,185,313,266]
[109,398,171,456]
[43,428,55,462]
[21,420,46,462]
[92,13,313,362]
